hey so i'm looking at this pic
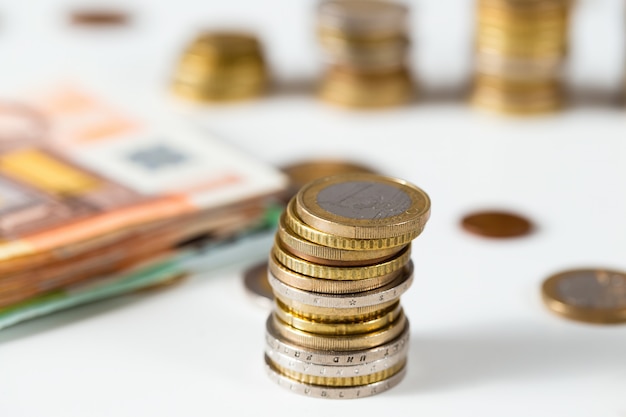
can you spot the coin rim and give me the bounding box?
[541,268,626,324]
[296,173,431,240]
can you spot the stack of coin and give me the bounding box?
[171,31,267,103]
[471,0,571,115]
[316,0,414,108]
[264,173,431,398]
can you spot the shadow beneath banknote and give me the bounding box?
[388,320,625,395]
[0,295,148,345]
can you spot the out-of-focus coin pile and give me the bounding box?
[471,0,571,115]
[171,31,268,103]
[316,0,414,108]
[264,173,430,398]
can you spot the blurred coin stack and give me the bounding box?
[471,0,571,115]
[171,31,268,103]
[316,0,414,108]
[264,173,430,398]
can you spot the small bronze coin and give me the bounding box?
[460,210,533,238]
[542,268,626,324]
[69,10,130,26]
[243,262,274,308]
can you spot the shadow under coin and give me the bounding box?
[389,321,626,395]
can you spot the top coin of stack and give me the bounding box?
[471,0,571,115]
[264,173,431,399]
[316,0,414,108]
[171,31,268,103]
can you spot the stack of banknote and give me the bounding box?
[0,84,288,329]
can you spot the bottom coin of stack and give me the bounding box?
[263,173,431,398]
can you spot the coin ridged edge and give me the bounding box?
[268,254,406,293]
[272,240,411,280]
[265,357,407,399]
[274,300,404,335]
[277,213,403,262]
[285,199,415,250]
[267,264,413,308]
[265,317,410,365]
[270,311,408,351]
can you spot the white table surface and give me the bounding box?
[0,0,625,416]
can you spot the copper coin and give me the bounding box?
[243,262,274,308]
[461,210,533,238]
[69,10,130,26]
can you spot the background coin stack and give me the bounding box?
[171,31,268,103]
[264,173,431,399]
[471,0,571,115]
[316,0,414,108]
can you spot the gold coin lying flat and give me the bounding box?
[542,268,626,324]
[296,173,430,240]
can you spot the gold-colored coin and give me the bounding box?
[541,268,626,324]
[171,81,266,103]
[284,198,416,250]
[275,299,403,335]
[478,15,568,32]
[184,31,264,59]
[277,213,403,265]
[296,173,430,240]
[272,239,411,280]
[269,310,408,351]
[266,354,406,387]
[274,293,398,322]
[319,68,414,108]
[171,30,268,103]
[471,92,562,115]
[474,75,561,92]
[268,254,408,294]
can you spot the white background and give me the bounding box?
[0,0,625,416]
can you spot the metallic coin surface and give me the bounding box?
[243,261,274,308]
[461,210,533,238]
[268,254,406,294]
[272,239,411,280]
[265,358,407,399]
[267,354,406,387]
[296,173,430,240]
[266,343,407,376]
[265,318,410,366]
[268,262,413,308]
[269,310,408,351]
[542,269,626,324]
[274,301,403,335]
